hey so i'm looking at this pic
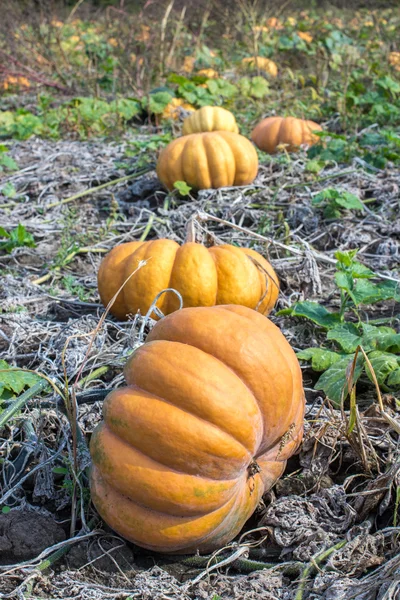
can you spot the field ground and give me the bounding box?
[0,3,400,599]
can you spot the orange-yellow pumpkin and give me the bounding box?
[97,239,279,320]
[156,131,258,190]
[241,56,278,77]
[90,304,305,553]
[182,106,239,135]
[197,68,219,78]
[251,116,322,153]
[161,97,195,120]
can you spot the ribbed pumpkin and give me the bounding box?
[97,238,279,320]
[90,304,305,553]
[241,57,278,77]
[251,116,322,153]
[182,106,239,135]
[157,131,257,191]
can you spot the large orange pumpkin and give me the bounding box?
[90,305,305,553]
[251,116,322,153]
[182,106,239,135]
[156,131,258,190]
[97,239,279,320]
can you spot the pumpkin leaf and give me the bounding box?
[327,323,361,353]
[297,348,343,371]
[315,354,363,406]
[387,369,400,388]
[206,78,237,99]
[173,181,192,196]
[238,76,269,99]
[365,351,400,386]
[334,191,364,211]
[0,360,42,399]
[277,301,341,329]
[352,279,400,305]
[145,91,174,114]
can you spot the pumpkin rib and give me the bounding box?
[103,384,254,478]
[91,423,245,517]
[124,340,263,454]
[211,244,262,307]
[166,243,218,314]
[182,472,264,552]
[218,305,305,450]
[219,305,305,458]
[203,133,234,187]
[91,465,260,553]
[239,248,280,314]
[146,306,301,454]
[122,239,180,317]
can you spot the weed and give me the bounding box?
[280,250,400,404]
[0,224,35,253]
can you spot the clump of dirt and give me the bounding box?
[0,507,65,563]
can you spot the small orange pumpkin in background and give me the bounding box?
[161,97,195,120]
[97,238,279,320]
[156,131,258,190]
[251,116,322,153]
[182,106,239,135]
[241,56,278,77]
[90,304,305,553]
[197,68,219,78]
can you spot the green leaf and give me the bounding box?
[327,323,361,353]
[0,360,42,399]
[145,91,174,114]
[277,301,341,329]
[335,249,358,267]
[0,224,35,253]
[334,191,364,211]
[335,271,353,293]
[305,159,325,174]
[387,369,400,388]
[312,188,337,205]
[206,78,237,99]
[352,279,400,305]
[52,467,69,474]
[1,506,11,514]
[366,351,400,386]
[1,182,16,198]
[173,180,192,196]
[297,348,343,371]
[238,76,269,99]
[0,154,18,171]
[360,324,400,353]
[349,261,374,279]
[109,98,141,120]
[167,73,192,86]
[315,354,363,406]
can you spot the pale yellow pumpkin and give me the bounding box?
[182,106,239,135]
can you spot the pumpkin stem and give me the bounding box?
[248,459,261,478]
